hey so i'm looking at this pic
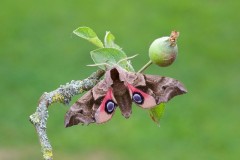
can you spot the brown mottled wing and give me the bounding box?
[117,66,146,87]
[65,91,96,127]
[142,75,187,104]
[65,78,112,127]
[117,66,186,106]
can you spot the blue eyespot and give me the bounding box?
[105,100,116,114]
[132,92,144,104]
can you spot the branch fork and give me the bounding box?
[29,69,105,160]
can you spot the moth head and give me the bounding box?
[110,68,120,81]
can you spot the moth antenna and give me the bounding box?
[87,63,110,67]
[87,63,112,70]
[117,54,138,65]
[108,61,117,66]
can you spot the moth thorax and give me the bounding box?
[112,81,128,96]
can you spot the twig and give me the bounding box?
[137,60,153,73]
[29,69,105,160]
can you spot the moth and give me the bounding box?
[65,66,187,127]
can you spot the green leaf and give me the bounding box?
[73,27,104,48]
[149,103,165,127]
[103,32,135,71]
[90,48,128,70]
[126,60,135,72]
[104,31,121,49]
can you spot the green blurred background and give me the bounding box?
[1,0,239,159]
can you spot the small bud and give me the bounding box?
[149,31,179,67]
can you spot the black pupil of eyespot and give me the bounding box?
[133,92,144,104]
[105,100,115,114]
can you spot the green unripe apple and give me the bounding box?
[149,31,179,67]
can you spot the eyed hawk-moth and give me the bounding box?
[65,66,187,127]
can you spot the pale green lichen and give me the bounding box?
[29,112,40,124]
[52,93,64,103]
[43,148,53,160]
[79,88,83,93]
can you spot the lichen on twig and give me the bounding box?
[29,69,105,160]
